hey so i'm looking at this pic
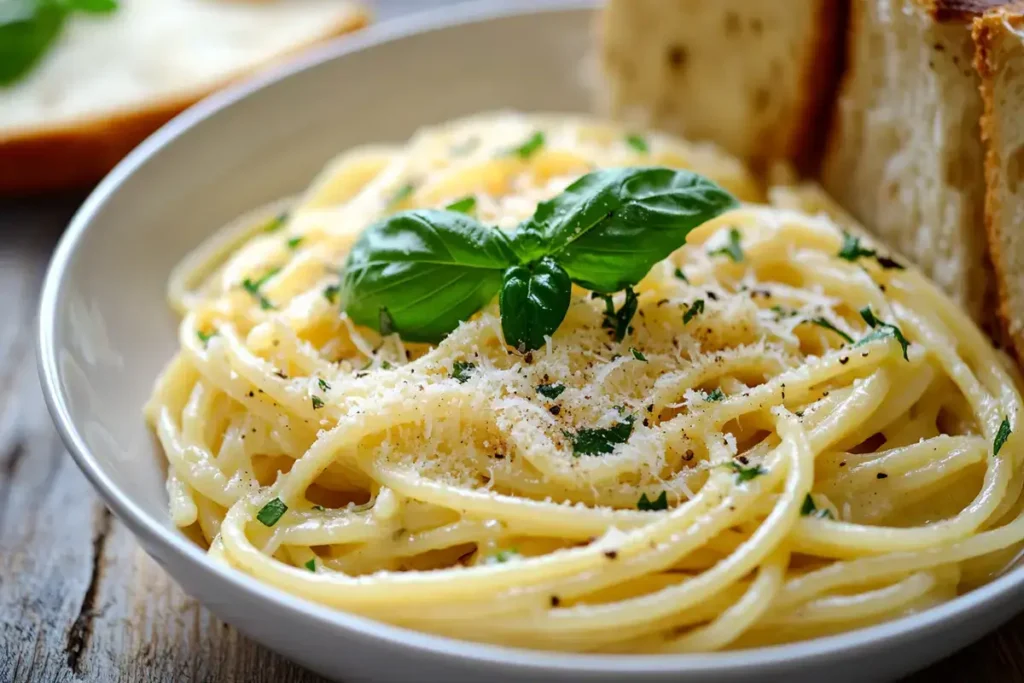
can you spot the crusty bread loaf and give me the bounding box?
[822,0,992,321]
[975,3,1024,359]
[596,0,844,173]
[0,0,367,194]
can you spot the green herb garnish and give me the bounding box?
[625,134,649,153]
[286,236,304,250]
[630,347,647,362]
[241,268,280,310]
[800,493,834,519]
[317,378,330,392]
[197,330,216,346]
[637,491,668,511]
[452,361,476,383]
[257,498,288,527]
[2,0,119,87]
[339,168,737,350]
[805,317,854,344]
[304,558,316,571]
[388,183,415,208]
[445,196,476,214]
[995,417,1012,456]
[674,267,689,283]
[311,396,324,409]
[537,383,566,399]
[262,212,288,233]
[728,461,767,483]
[323,284,340,304]
[856,307,910,360]
[510,131,545,159]
[837,232,876,262]
[706,388,725,402]
[683,299,705,325]
[490,548,519,564]
[568,415,635,456]
[708,228,743,262]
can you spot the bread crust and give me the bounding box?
[0,9,368,195]
[974,6,1024,360]
[919,0,1007,22]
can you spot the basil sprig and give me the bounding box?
[340,167,738,351]
[1,0,118,86]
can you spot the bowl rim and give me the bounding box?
[36,0,1024,675]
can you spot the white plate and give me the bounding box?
[36,2,1024,681]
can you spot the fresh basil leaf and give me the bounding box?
[445,196,476,214]
[612,286,638,341]
[256,498,288,527]
[511,167,738,292]
[625,134,649,154]
[683,299,704,325]
[994,417,1011,456]
[340,210,516,342]
[499,257,571,352]
[804,316,854,344]
[855,306,909,360]
[568,415,635,456]
[537,382,566,399]
[452,361,476,383]
[637,491,668,511]
[728,461,767,483]
[0,2,66,87]
[707,228,743,262]
[510,131,545,159]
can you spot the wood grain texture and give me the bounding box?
[1,1,1024,681]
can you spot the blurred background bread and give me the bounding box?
[822,0,990,322]
[596,0,845,173]
[975,3,1024,360]
[0,0,367,194]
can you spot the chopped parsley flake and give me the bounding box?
[837,232,876,262]
[381,360,393,370]
[708,228,743,262]
[800,493,834,519]
[445,196,477,214]
[683,299,705,325]
[805,317,854,344]
[256,498,288,527]
[995,417,1012,456]
[637,491,668,511]
[323,284,340,304]
[311,396,325,409]
[625,134,649,153]
[705,388,725,402]
[388,183,415,208]
[452,361,476,383]
[197,330,216,346]
[728,461,767,483]
[286,236,304,250]
[510,131,545,159]
[598,288,638,341]
[489,548,519,564]
[241,268,280,310]
[317,378,330,392]
[568,415,635,456]
[630,347,647,362]
[262,212,288,233]
[537,383,566,399]
[674,267,689,283]
[856,307,909,360]
[304,558,316,571]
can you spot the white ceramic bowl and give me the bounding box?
[37,2,1024,681]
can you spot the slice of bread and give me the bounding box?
[0,0,368,194]
[821,0,993,321]
[596,0,845,173]
[975,3,1024,359]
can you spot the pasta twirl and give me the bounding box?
[146,112,1023,653]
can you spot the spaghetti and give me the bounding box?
[147,113,1024,652]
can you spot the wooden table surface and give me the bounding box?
[3,2,1024,682]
